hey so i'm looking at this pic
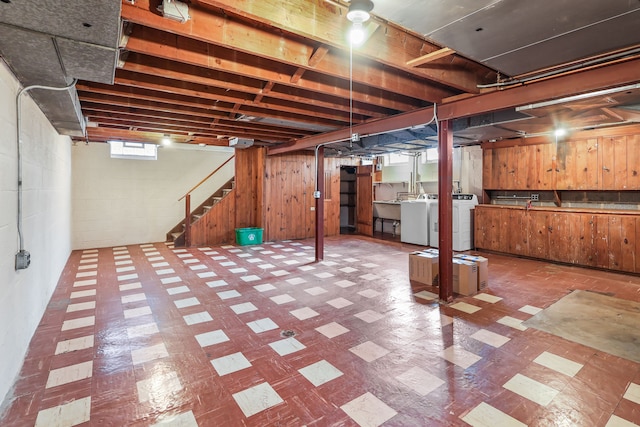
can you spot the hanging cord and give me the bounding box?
[349,39,354,148]
[15,79,77,252]
[433,102,439,139]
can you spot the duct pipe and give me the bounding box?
[15,78,77,270]
[478,47,640,89]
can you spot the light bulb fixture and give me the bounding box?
[346,0,373,46]
[347,0,373,24]
[554,128,567,138]
[162,134,172,146]
[349,22,366,46]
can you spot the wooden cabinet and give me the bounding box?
[600,135,640,190]
[483,144,554,190]
[555,138,599,190]
[475,205,640,273]
[484,131,640,191]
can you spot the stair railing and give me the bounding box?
[178,155,235,246]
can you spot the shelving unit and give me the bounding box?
[340,167,357,229]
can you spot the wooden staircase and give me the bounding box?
[166,177,235,246]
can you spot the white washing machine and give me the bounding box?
[429,194,478,251]
[400,194,437,246]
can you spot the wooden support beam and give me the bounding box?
[82,127,228,146]
[229,103,242,119]
[122,1,455,102]
[406,48,455,67]
[290,68,306,84]
[254,81,274,103]
[196,0,491,93]
[308,46,329,68]
[438,119,454,304]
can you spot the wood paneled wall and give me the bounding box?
[483,125,640,191]
[262,153,358,241]
[478,125,640,273]
[190,190,236,246]
[263,153,314,240]
[189,148,359,245]
[235,147,265,228]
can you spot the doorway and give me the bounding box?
[339,166,357,234]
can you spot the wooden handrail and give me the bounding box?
[178,155,235,201]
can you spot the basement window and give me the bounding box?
[421,148,438,163]
[108,141,158,160]
[386,152,408,165]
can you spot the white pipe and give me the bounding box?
[478,47,640,89]
[15,79,77,251]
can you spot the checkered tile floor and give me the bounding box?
[2,236,640,426]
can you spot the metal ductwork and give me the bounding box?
[0,0,121,136]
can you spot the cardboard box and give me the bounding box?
[453,258,478,296]
[409,252,439,285]
[454,254,488,289]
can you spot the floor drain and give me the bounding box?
[280,329,296,338]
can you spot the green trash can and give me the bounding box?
[235,227,264,246]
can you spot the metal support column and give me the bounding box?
[438,120,454,303]
[315,146,325,261]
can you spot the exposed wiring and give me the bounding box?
[349,39,354,148]
[15,78,77,253]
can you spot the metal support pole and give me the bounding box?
[438,119,454,303]
[315,146,325,261]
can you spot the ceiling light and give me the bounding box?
[162,135,172,145]
[349,23,366,46]
[554,128,566,138]
[347,0,374,24]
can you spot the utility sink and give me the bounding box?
[373,201,401,220]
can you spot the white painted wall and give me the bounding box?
[376,147,483,198]
[71,142,234,249]
[460,145,483,196]
[0,61,72,404]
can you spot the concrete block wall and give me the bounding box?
[71,142,234,249]
[0,60,72,404]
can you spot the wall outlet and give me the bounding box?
[530,193,539,201]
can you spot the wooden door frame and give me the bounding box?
[356,165,373,236]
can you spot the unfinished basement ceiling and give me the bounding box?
[373,0,640,76]
[1,0,639,153]
[0,0,121,136]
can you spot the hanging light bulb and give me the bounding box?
[346,0,373,46]
[349,22,366,46]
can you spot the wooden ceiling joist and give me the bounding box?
[407,48,455,67]
[78,82,345,132]
[195,0,495,93]
[123,27,433,112]
[122,1,455,102]
[269,58,640,154]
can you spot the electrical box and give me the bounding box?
[229,137,254,148]
[160,0,190,23]
[15,250,31,270]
